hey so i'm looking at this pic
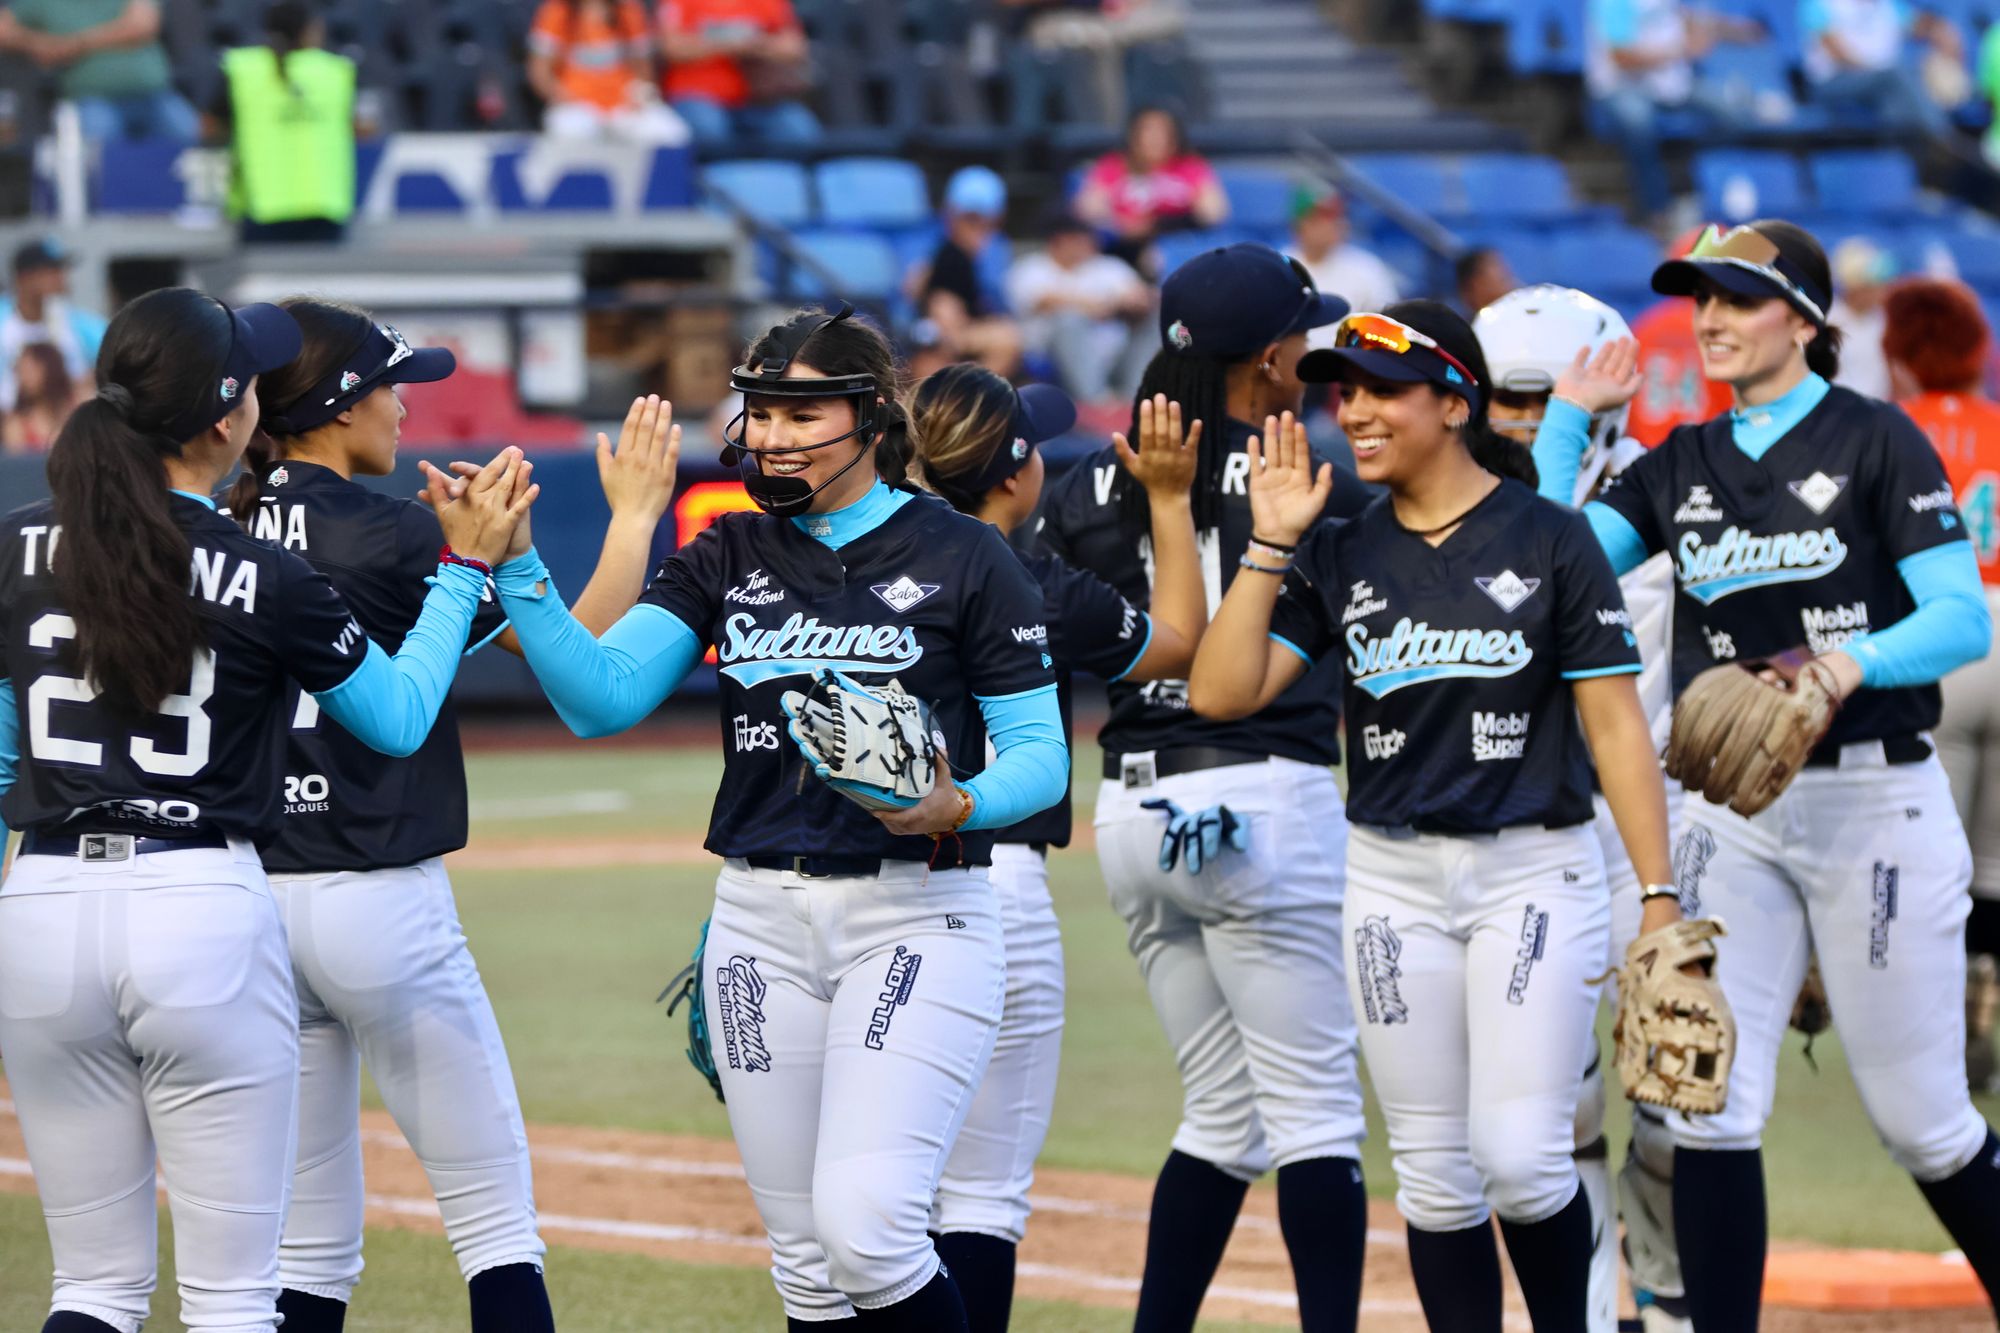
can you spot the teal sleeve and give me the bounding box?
[962,684,1068,831]
[1584,502,1649,578]
[1801,0,1830,35]
[312,562,487,757]
[494,549,701,738]
[1533,398,1592,506]
[1593,0,1640,47]
[0,678,15,827]
[1846,544,1993,689]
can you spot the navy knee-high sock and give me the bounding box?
[1918,1127,2000,1316]
[1275,1156,1367,1333]
[41,1316,120,1333]
[276,1289,348,1331]
[1497,1187,1593,1333]
[933,1232,1017,1333]
[1673,1146,1765,1333]
[468,1262,555,1333]
[1406,1219,1503,1333]
[1134,1149,1251,1333]
[851,1268,969,1331]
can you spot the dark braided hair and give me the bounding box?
[1115,347,1234,534]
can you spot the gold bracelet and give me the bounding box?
[937,785,975,836]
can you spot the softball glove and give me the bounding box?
[1609,917,1735,1115]
[1664,648,1840,817]
[779,668,941,811]
[658,918,723,1103]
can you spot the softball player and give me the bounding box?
[910,368,1208,1332]
[1532,219,2000,1331]
[1036,242,1375,1332]
[493,305,1067,1331]
[217,301,679,1332]
[0,287,530,1333]
[1878,277,2000,1087]
[1189,299,1680,1333]
[1477,285,1689,1333]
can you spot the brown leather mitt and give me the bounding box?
[1611,917,1736,1115]
[1665,648,1840,816]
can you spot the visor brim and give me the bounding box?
[1650,256,1826,324]
[1297,345,1439,386]
[235,303,303,376]
[1285,292,1353,340]
[384,345,457,386]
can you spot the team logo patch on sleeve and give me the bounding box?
[1475,570,1541,612]
[1786,472,1849,515]
[871,576,940,613]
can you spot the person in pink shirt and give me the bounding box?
[1073,105,1229,273]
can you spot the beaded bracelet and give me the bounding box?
[437,545,494,579]
[1238,554,1291,575]
[936,785,975,836]
[1245,539,1295,564]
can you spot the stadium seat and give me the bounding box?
[1214,166,1297,235]
[1942,229,2000,290]
[1695,43,1813,131]
[788,229,902,301]
[1807,149,1918,218]
[1693,149,1807,223]
[1459,154,1578,223]
[703,160,814,229]
[1345,155,1454,221]
[1538,226,1663,305]
[1505,0,1584,75]
[813,157,931,230]
[1155,229,1245,278]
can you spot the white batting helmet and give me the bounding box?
[1474,284,1640,497]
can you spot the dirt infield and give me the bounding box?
[0,1100,1985,1331]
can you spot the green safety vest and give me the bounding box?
[224,46,357,225]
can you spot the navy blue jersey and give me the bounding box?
[1037,417,1369,766]
[1271,480,1640,833]
[640,488,1056,865]
[1002,552,1149,848]
[1596,385,1965,753]
[1,495,368,842]
[238,462,507,873]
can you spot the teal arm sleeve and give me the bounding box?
[1585,503,1648,578]
[494,549,701,738]
[1846,544,1994,689]
[313,563,487,758]
[1533,397,1592,505]
[963,684,1069,830]
[0,678,15,826]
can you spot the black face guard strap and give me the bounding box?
[720,302,884,516]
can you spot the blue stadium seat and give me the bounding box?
[1506,0,1584,75]
[1693,149,1807,222]
[1460,154,1578,223]
[1426,0,1514,23]
[1695,43,1814,131]
[788,230,903,301]
[1459,228,1550,285]
[1214,166,1297,235]
[813,157,931,230]
[1807,149,1918,218]
[1155,229,1244,278]
[1537,226,1663,305]
[1943,229,2000,290]
[1345,155,1454,220]
[703,160,814,228]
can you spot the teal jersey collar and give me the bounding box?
[171,488,218,510]
[1730,372,1829,461]
[789,478,910,549]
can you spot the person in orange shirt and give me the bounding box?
[1884,275,2000,1089]
[657,0,818,147]
[528,0,689,143]
[1623,226,1733,445]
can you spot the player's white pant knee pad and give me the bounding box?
[810,1164,940,1306]
[1393,1149,1493,1233]
[1880,1105,1989,1182]
[1471,1132,1584,1225]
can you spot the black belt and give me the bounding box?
[1802,733,1931,768]
[1103,746,1269,786]
[21,829,229,860]
[745,854,884,878]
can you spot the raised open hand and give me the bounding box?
[1112,393,1203,501]
[597,394,681,524]
[1245,411,1331,547]
[1552,336,1642,416]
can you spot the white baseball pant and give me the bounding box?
[267,858,545,1302]
[1095,757,1365,1179]
[1936,586,2000,899]
[0,841,299,1333]
[1347,822,1610,1231]
[1668,747,1987,1181]
[933,841,1065,1244]
[703,858,1005,1322]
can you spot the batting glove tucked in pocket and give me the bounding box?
[1141,799,1249,875]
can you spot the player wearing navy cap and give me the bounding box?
[1036,242,1375,1332]
[215,301,679,1332]
[1190,299,1684,1333]
[491,306,1066,1331]
[1533,219,2000,1332]
[911,366,1208,1333]
[0,288,532,1333]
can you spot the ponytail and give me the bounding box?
[1806,323,1843,381]
[875,400,917,488]
[1465,417,1538,488]
[45,395,205,716]
[223,430,282,525]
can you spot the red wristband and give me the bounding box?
[437,545,494,578]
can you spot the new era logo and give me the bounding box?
[871,576,940,613]
[1788,472,1848,515]
[1476,570,1541,612]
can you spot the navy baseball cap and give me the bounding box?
[155,300,304,442]
[956,382,1076,495]
[1159,243,1349,361]
[12,237,68,274]
[262,322,456,435]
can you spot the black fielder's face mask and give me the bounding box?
[721,303,880,517]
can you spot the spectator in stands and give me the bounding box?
[1829,235,1898,399]
[1585,0,1763,217]
[214,3,356,244]
[1801,0,1961,139]
[0,239,103,415]
[1455,246,1518,316]
[0,0,198,143]
[0,342,78,454]
[915,166,1024,380]
[1014,0,1186,125]
[1073,105,1228,272]
[1008,211,1153,405]
[530,0,691,144]
[1625,224,1733,443]
[1286,182,1400,325]
[657,0,819,148]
